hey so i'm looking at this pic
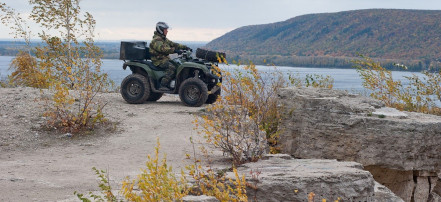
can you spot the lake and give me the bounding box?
[0,56,423,93]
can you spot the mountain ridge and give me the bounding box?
[205,9,441,69]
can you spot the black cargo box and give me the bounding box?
[119,41,151,60]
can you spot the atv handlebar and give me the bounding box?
[175,49,193,61]
[174,49,184,55]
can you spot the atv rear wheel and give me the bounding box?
[179,78,208,107]
[120,74,150,104]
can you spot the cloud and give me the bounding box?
[168,27,235,41]
[2,0,441,41]
[94,27,234,42]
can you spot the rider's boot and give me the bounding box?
[159,82,171,91]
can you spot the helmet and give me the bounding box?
[156,22,169,35]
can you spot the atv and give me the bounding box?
[119,41,224,107]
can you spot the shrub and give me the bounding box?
[186,137,248,201]
[121,139,188,201]
[304,74,334,89]
[0,74,9,88]
[186,165,248,202]
[195,62,334,165]
[75,167,118,202]
[195,63,284,165]
[353,55,401,107]
[402,69,441,114]
[1,1,113,133]
[353,55,441,115]
[77,138,248,201]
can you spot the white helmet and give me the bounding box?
[156,22,169,35]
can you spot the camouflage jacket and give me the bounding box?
[149,31,186,66]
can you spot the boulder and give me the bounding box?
[278,87,441,172]
[277,87,441,201]
[182,195,219,202]
[226,154,375,201]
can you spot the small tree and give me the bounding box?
[31,0,112,132]
[1,0,113,133]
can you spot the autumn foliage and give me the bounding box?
[77,138,248,201]
[194,61,334,165]
[1,0,113,133]
[9,51,51,88]
[353,55,441,115]
[120,139,188,201]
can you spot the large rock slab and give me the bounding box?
[374,182,404,202]
[278,87,441,172]
[226,154,375,201]
[182,195,219,202]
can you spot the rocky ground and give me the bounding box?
[0,87,226,202]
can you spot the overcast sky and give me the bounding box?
[1,0,441,42]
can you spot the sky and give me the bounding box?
[1,0,441,42]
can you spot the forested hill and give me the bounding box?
[204,9,441,70]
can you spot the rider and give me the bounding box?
[149,22,190,91]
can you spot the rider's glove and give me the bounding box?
[174,49,184,55]
[184,46,192,52]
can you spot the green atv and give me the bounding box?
[119,41,223,107]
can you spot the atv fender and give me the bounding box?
[123,61,171,93]
[124,61,157,78]
[176,62,210,78]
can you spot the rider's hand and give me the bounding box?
[174,49,183,55]
[184,46,192,52]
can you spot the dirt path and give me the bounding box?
[0,87,223,201]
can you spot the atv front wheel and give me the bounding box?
[179,78,208,107]
[206,89,221,104]
[120,74,150,104]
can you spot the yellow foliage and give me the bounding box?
[186,138,248,201]
[186,165,248,202]
[308,192,315,202]
[121,138,188,201]
[78,139,248,201]
[353,55,401,107]
[1,1,113,133]
[1,1,114,134]
[196,62,335,165]
[9,51,51,88]
[353,55,441,115]
[196,63,284,165]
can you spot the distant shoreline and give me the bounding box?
[0,40,437,71]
